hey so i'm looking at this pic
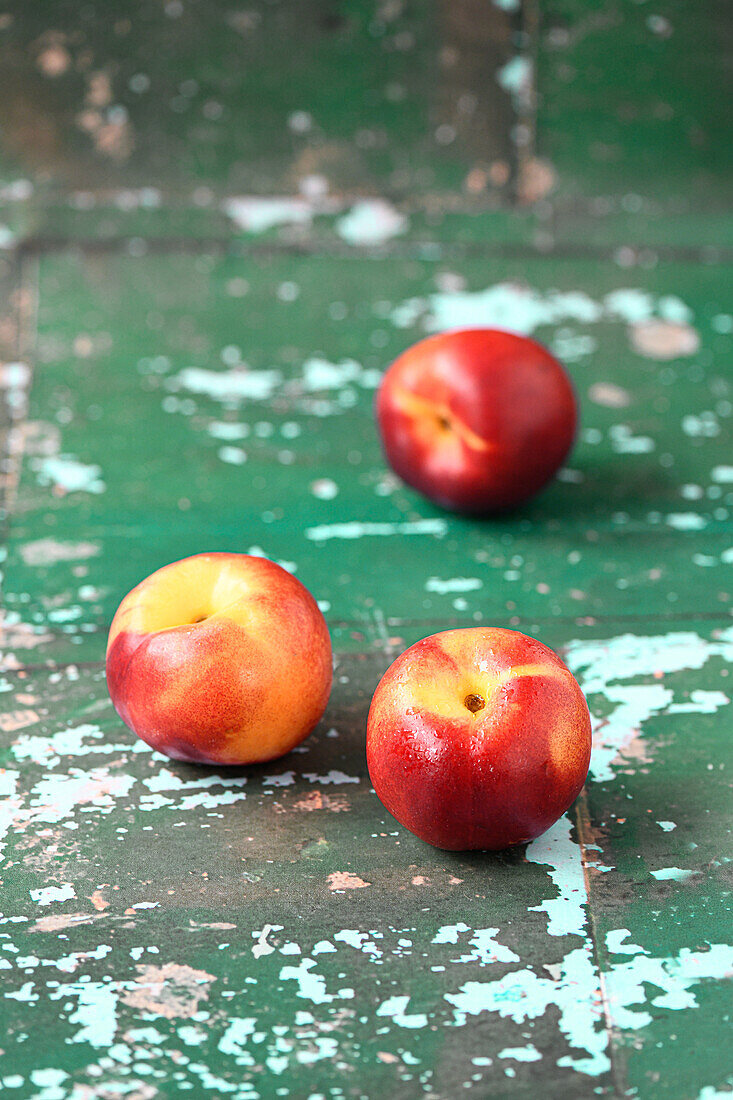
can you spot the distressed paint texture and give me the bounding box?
[1,1,732,1098]
[0,619,731,1096]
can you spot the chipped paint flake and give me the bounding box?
[376,994,428,1029]
[173,365,282,402]
[279,957,355,1005]
[606,929,648,956]
[425,576,482,595]
[630,320,700,360]
[301,356,377,391]
[12,722,143,766]
[526,816,587,938]
[263,771,295,787]
[32,456,105,494]
[496,56,533,111]
[63,981,119,1048]
[218,1016,257,1057]
[650,867,699,882]
[605,944,733,1029]
[291,791,351,812]
[327,871,370,891]
[252,924,282,958]
[223,196,319,233]
[121,963,216,1019]
[336,199,408,246]
[588,382,631,408]
[310,477,339,500]
[29,883,76,906]
[666,512,707,531]
[305,518,447,542]
[445,944,610,1077]
[334,929,383,960]
[390,283,697,352]
[565,627,733,783]
[609,423,654,454]
[19,539,101,566]
[432,923,470,945]
[433,924,519,965]
[302,770,359,785]
[498,1044,542,1062]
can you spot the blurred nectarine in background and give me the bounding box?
[376,328,577,514]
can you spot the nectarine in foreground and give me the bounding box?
[366,628,591,850]
[376,328,577,513]
[107,553,332,765]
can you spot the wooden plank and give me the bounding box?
[1,247,730,670]
[1,614,730,1096]
[537,0,732,215]
[0,0,517,202]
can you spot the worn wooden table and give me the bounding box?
[1,3,731,1098]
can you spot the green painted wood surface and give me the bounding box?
[1,2,731,1099]
[0,0,517,198]
[537,0,732,212]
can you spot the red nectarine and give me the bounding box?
[376,328,577,513]
[366,627,591,850]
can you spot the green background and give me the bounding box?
[0,2,731,1098]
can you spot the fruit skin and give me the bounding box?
[376,328,577,514]
[366,627,591,851]
[106,553,332,765]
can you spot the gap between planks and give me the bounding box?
[11,234,733,265]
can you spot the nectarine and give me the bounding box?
[376,328,577,513]
[366,628,591,850]
[107,553,332,765]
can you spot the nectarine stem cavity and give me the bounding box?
[464,692,486,713]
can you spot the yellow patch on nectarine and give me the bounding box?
[391,386,495,455]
